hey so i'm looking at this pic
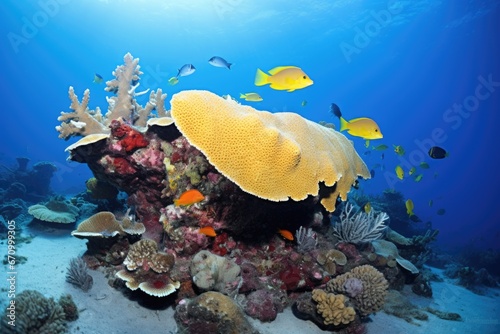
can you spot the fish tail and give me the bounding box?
[339,117,349,132]
[239,93,245,99]
[227,63,232,69]
[254,68,269,86]
[173,199,179,206]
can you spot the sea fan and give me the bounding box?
[295,226,318,253]
[65,257,93,292]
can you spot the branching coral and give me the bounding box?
[295,226,318,253]
[311,289,356,326]
[326,264,389,317]
[56,53,168,140]
[332,203,388,244]
[0,290,76,334]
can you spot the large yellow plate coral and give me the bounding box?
[170,90,370,212]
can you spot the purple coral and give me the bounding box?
[344,277,363,298]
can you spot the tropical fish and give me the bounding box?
[381,153,385,160]
[254,66,313,92]
[330,103,383,140]
[198,226,217,237]
[239,92,263,102]
[393,145,405,156]
[177,64,196,78]
[409,167,416,176]
[278,229,294,241]
[437,208,446,215]
[395,165,404,180]
[419,162,430,169]
[370,169,375,178]
[405,199,414,217]
[429,199,433,207]
[372,144,388,151]
[168,76,179,85]
[414,174,423,182]
[301,100,307,107]
[174,189,205,206]
[208,56,232,69]
[365,140,370,148]
[429,146,449,159]
[364,202,371,213]
[93,73,103,84]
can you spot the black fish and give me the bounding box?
[370,169,375,178]
[429,146,448,159]
[330,103,342,118]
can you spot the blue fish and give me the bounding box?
[208,56,232,69]
[177,64,196,78]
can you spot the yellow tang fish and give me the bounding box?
[240,92,263,102]
[395,165,404,180]
[330,103,383,140]
[255,66,313,92]
[405,199,414,216]
[364,202,371,213]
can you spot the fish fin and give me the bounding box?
[268,66,299,75]
[287,89,295,92]
[254,69,269,86]
[227,63,232,69]
[348,117,372,122]
[339,117,349,132]
[239,93,245,99]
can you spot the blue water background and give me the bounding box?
[1,0,499,250]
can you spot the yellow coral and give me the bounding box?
[170,90,369,212]
[312,289,356,326]
[326,264,389,317]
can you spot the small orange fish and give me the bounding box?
[174,189,205,206]
[278,229,294,241]
[198,226,217,237]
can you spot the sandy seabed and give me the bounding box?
[1,228,499,334]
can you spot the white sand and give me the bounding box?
[2,231,499,334]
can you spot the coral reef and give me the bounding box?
[116,239,179,297]
[327,265,389,317]
[0,290,78,334]
[56,53,167,139]
[371,239,419,274]
[190,250,241,295]
[65,257,93,292]
[28,198,79,224]
[170,90,370,212]
[174,291,258,334]
[332,203,388,244]
[312,289,356,326]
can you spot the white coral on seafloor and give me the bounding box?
[332,203,388,244]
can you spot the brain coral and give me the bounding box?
[326,264,388,317]
[170,90,370,212]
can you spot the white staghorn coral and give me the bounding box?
[332,203,388,244]
[56,53,168,139]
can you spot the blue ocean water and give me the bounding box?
[1,0,499,253]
